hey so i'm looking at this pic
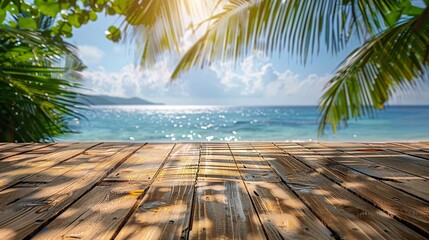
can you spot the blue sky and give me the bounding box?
[70,14,429,105]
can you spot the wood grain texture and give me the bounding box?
[0,142,99,191]
[32,143,172,240]
[392,142,429,152]
[0,144,75,207]
[0,143,32,152]
[33,184,145,240]
[0,144,72,175]
[245,181,333,240]
[0,142,427,239]
[291,142,429,236]
[20,142,128,183]
[0,147,79,209]
[115,143,201,240]
[230,143,281,183]
[104,143,174,182]
[373,142,429,161]
[190,143,266,239]
[313,142,429,202]
[233,143,333,239]
[0,143,55,161]
[0,143,142,239]
[262,145,425,239]
[321,142,429,179]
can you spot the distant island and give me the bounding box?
[77,95,162,105]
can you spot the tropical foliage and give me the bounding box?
[0,17,83,142]
[120,0,429,135]
[0,0,101,142]
[2,0,427,141]
[0,0,134,142]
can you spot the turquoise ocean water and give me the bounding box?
[58,105,429,142]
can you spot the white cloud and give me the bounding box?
[211,53,330,104]
[81,53,429,106]
[78,45,105,65]
[80,52,333,105]
[211,53,267,95]
[81,61,172,98]
[80,54,199,105]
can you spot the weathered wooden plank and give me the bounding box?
[230,143,280,183]
[104,143,175,182]
[0,143,73,208]
[0,185,45,209]
[0,143,142,239]
[0,146,78,209]
[312,143,429,201]
[393,142,429,152]
[228,143,260,156]
[27,142,74,154]
[33,184,143,240]
[274,143,305,153]
[115,143,200,240]
[391,149,429,161]
[20,143,133,184]
[0,142,100,191]
[259,146,425,239]
[292,142,429,236]
[250,144,285,156]
[0,143,32,152]
[200,147,231,156]
[0,142,130,207]
[245,182,334,240]
[321,142,429,179]
[0,143,56,160]
[232,143,333,239]
[337,141,429,160]
[190,143,266,239]
[0,142,427,239]
[0,144,71,170]
[32,143,173,239]
[18,143,125,184]
[374,143,429,161]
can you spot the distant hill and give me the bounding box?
[76,95,162,105]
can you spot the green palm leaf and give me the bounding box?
[319,6,429,134]
[0,62,84,142]
[122,0,220,67]
[123,0,428,135]
[0,17,85,142]
[170,0,400,79]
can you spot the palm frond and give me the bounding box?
[318,5,429,134]
[0,63,84,142]
[122,0,428,136]
[170,0,400,79]
[0,25,78,60]
[121,0,220,67]
[0,22,85,142]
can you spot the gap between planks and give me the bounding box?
[257,143,426,239]
[0,142,428,240]
[0,143,145,239]
[33,143,174,240]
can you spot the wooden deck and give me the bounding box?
[0,142,428,239]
